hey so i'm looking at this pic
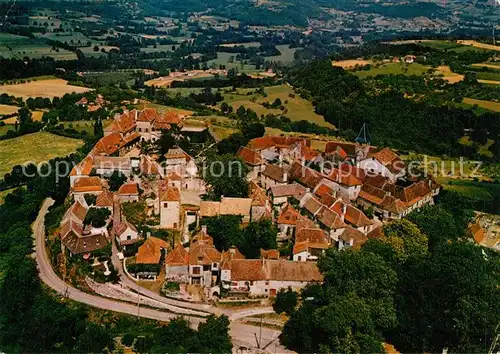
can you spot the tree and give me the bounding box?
[241,122,265,140]
[203,153,249,199]
[408,205,461,250]
[18,107,32,127]
[240,219,278,258]
[155,127,179,156]
[281,249,397,353]
[75,323,114,353]
[217,132,248,155]
[200,215,243,251]
[84,193,97,206]
[392,242,500,353]
[108,170,127,191]
[196,315,232,353]
[83,207,111,228]
[382,219,428,261]
[273,287,298,315]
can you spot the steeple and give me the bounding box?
[355,123,370,145]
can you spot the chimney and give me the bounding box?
[349,238,354,247]
[283,171,288,183]
[201,225,207,234]
[342,204,347,216]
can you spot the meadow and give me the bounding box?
[0,33,77,60]
[0,79,91,99]
[0,104,19,115]
[223,84,333,128]
[264,45,300,63]
[461,98,500,113]
[0,132,83,177]
[354,62,431,78]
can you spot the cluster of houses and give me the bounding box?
[59,108,441,298]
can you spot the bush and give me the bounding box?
[121,333,136,347]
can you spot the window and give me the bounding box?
[163,202,168,208]
[192,267,200,275]
[127,235,131,240]
[297,256,302,261]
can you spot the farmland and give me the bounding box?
[222,84,332,128]
[0,132,83,177]
[0,79,91,99]
[0,105,19,115]
[264,45,300,63]
[462,98,500,113]
[354,62,431,78]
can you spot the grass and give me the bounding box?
[223,84,332,128]
[140,103,193,116]
[210,125,238,140]
[63,120,113,135]
[0,125,15,136]
[264,45,300,63]
[0,186,25,205]
[0,132,83,177]
[264,127,331,152]
[206,52,257,72]
[0,33,77,60]
[436,177,500,203]
[354,62,431,79]
[0,79,91,99]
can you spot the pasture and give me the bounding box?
[0,33,77,60]
[354,62,431,78]
[0,79,91,99]
[265,45,300,63]
[332,59,374,69]
[140,103,194,116]
[0,132,83,177]
[223,84,332,128]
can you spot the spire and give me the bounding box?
[355,123,370,144]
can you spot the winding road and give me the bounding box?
[34,198,291,353]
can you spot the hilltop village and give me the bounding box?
[60,106,441,300]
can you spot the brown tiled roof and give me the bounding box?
[327,167,362,186]
[364,174,392,189]
[167,171,182,181]
[118,183,139,196]
[296,227,329,245]
[262,164,287,183]
[61,222,109,255]
[237,147,264,166]
[64,201,88,222]
[277,204,301,225]
[222,247,246,261]
[251,187,269,207]
[367,226,384,239]
[166,243,189,266]
[161,111,182,125]
[199,201,221,217]
[292,241,309,255]
[358,184,387,206]
[136,237,169,264]
[315,184,337,206]
[113,220,137,235]
[300,142,320,161]
[380,195,406,214]
[74,177,103,193]
[371,147,405,174]
[265,260,323,282]
[191,228,214,245]
[260,249,279,260]
[288,161,324,189]
[339,227,368,248]
[331,200,373,227]
[140,156,161,176]
[270,183,304,198]
[165,147,191,161]
[395,180,432,207]
[158,182,180,202]
[219,197,252,217]
[295,215,317,231]
[137,108,159,122]
[304,196,323,215]
[228,259,267,281]
[188,242,221,265]
[325,141,376,157]
[316,206,347,229]
[95,190,114,207]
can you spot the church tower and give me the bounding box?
[354,123,371,162]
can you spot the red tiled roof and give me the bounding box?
[222,247,246,261]
[166,243,189,266]
[288,161,324,188]
[136,237,169,264]
[248,136,308,151]
[226,259,323,282]
[73,177,102,193]
[270,183,305,198]
[304,196,323,215]
[158,181,180,202]
[340,227,368,248]
[162,111,182,125]
[331,200,373,227]
[110,112,136,134]
[316,206,347,229]
[237,146,264,166]
[113,220,137,235]
[188,242,221,265]
[93,132,124,156]
[137,108,159,122]
[64,201,87,222]
[70,155,94,176]
[296,227,329,245]
[95,190,114,207]
[260,249,279,260]
[277,204,301,225]
[118,183,138,196]
[371,147,405,174]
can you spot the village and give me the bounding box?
[60,105,442,302]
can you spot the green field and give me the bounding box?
[461,98,500,113]
[0,132,83,177]
[265,45,300,63]
[63,120,113,136]
[0,125,15,137]
[416,40,492,53]
[223,84,333,128]
[207,52,257,72]
[436,177,500,204]
[140,44,175,53]
[354,62,431,79]
[0,33,77,60]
